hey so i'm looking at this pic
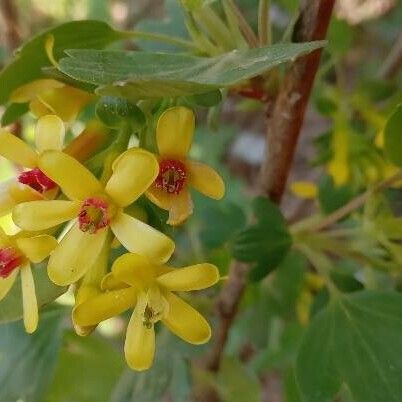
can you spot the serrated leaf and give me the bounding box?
[0,263,66,324]
[58,41,326,100]
[296,291,402,402]
[232,197,292,280]
[384,104,402,166]
[0,20,126,105]
[0,309,64,402]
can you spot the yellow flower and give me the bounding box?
[0,115,65,217]
[290,181,318,199]
[73,253,219,371]
[0,227,57,333]
[73,236,111,337]
[146,107,225,225]
[12,149,175,286]
[10,79,93,122]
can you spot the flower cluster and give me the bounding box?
[0,104,224,370]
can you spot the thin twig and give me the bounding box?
[259,0,335,203]
[310,169,402,232]
[258,0,270,46]
[225,0,259,47]
[379,32,402,80]
[199,0,336,375]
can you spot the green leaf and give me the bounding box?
[111,329,192,402]
[318,174,356,214]
[44,332,124,402]
[0,309,64,402]
[0,263,66,324]
[95,96,146,129]
[384,104,402,166]
[232,197,292,281]
[58,41,326,100]
[0,20,126,105]
[1,102,29,125]
[296,291,402,402]
[217,358,262,402]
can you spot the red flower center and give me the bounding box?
[78,197,110,234]
[155,159,187,195]
[18,168,57,194]
[0,247,22,278]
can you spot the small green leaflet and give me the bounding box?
[58,41,326,100]
[232,197,292,281]
[296,291,402,402]
[0,20,126,105]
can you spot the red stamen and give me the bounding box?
[18,168,57,194]
[0,247,22,278]
[78,197,110,234]
[155,159,187,195]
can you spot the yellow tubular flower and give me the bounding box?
[0,227,57,333]
[0,115,65,217]
[12,149,175,286]
[146,107,225,226]
[73,253,219,371]
[10,79,93,122]
[73,236,111,337]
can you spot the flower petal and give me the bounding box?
[146,186,193,225]
[10,79,64,102]
[146,185,172,210]
[157,263,219,291]
[38,151,102,200]
[47,223,107,286]
[38,85,93,122]
[168,189,193,226]
[101,272,128,291]
[125,301,155,371]
[105,148,159,207]
[111,212,175,263]
[73,287,137,327]
[188,161,225,200]
[73,285,100,336]
[16,235,58,263]
[20,264,38,333]
[112,253,156,289]
[0,270,18,301]
[35,115,65,153]
[0,179,16,217]
[162,292,211,344]
[13,200,81,231]
[0,131,38,168]
[156,106,195,158]
[8,179,44,204]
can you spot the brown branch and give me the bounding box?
[199,0,336,376]
[0,0,22,51]
[259,0,335,203]
[379,32,402,80]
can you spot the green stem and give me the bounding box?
[120,30,198,51]
[225,0,258,47]
[307,169,402,232]
[100,124,132,184]
[296,243,340,298]
[258,0,271,46]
